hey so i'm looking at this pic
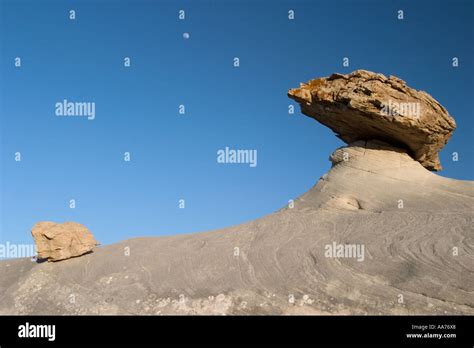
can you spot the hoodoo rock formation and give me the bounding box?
[31,222,98,262]
[0,72,472,315]
[288,70,456,171]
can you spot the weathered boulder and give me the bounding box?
[288,69,456,170]
[31,222,98,262]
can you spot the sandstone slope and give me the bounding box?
[0,141,472,315]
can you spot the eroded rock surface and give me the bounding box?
[288,70,456,170]
[0,75,471,315]
[31,222,98,262]
[1,143,472,315]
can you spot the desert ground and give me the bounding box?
[1,140,472,315]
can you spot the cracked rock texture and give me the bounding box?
[31,222,99,262]
[1,141,472,314]
[288,70,456,171]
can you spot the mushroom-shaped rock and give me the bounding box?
[288,70,456,171]
[31,222,99,262]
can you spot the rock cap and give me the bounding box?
[288,69,456,170]
[31,221,98,262]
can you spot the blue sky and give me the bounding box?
[1,0,473,248]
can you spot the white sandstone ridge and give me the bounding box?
[296,140,473,213]
[0,141,472,315]
[0,71,472,315]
